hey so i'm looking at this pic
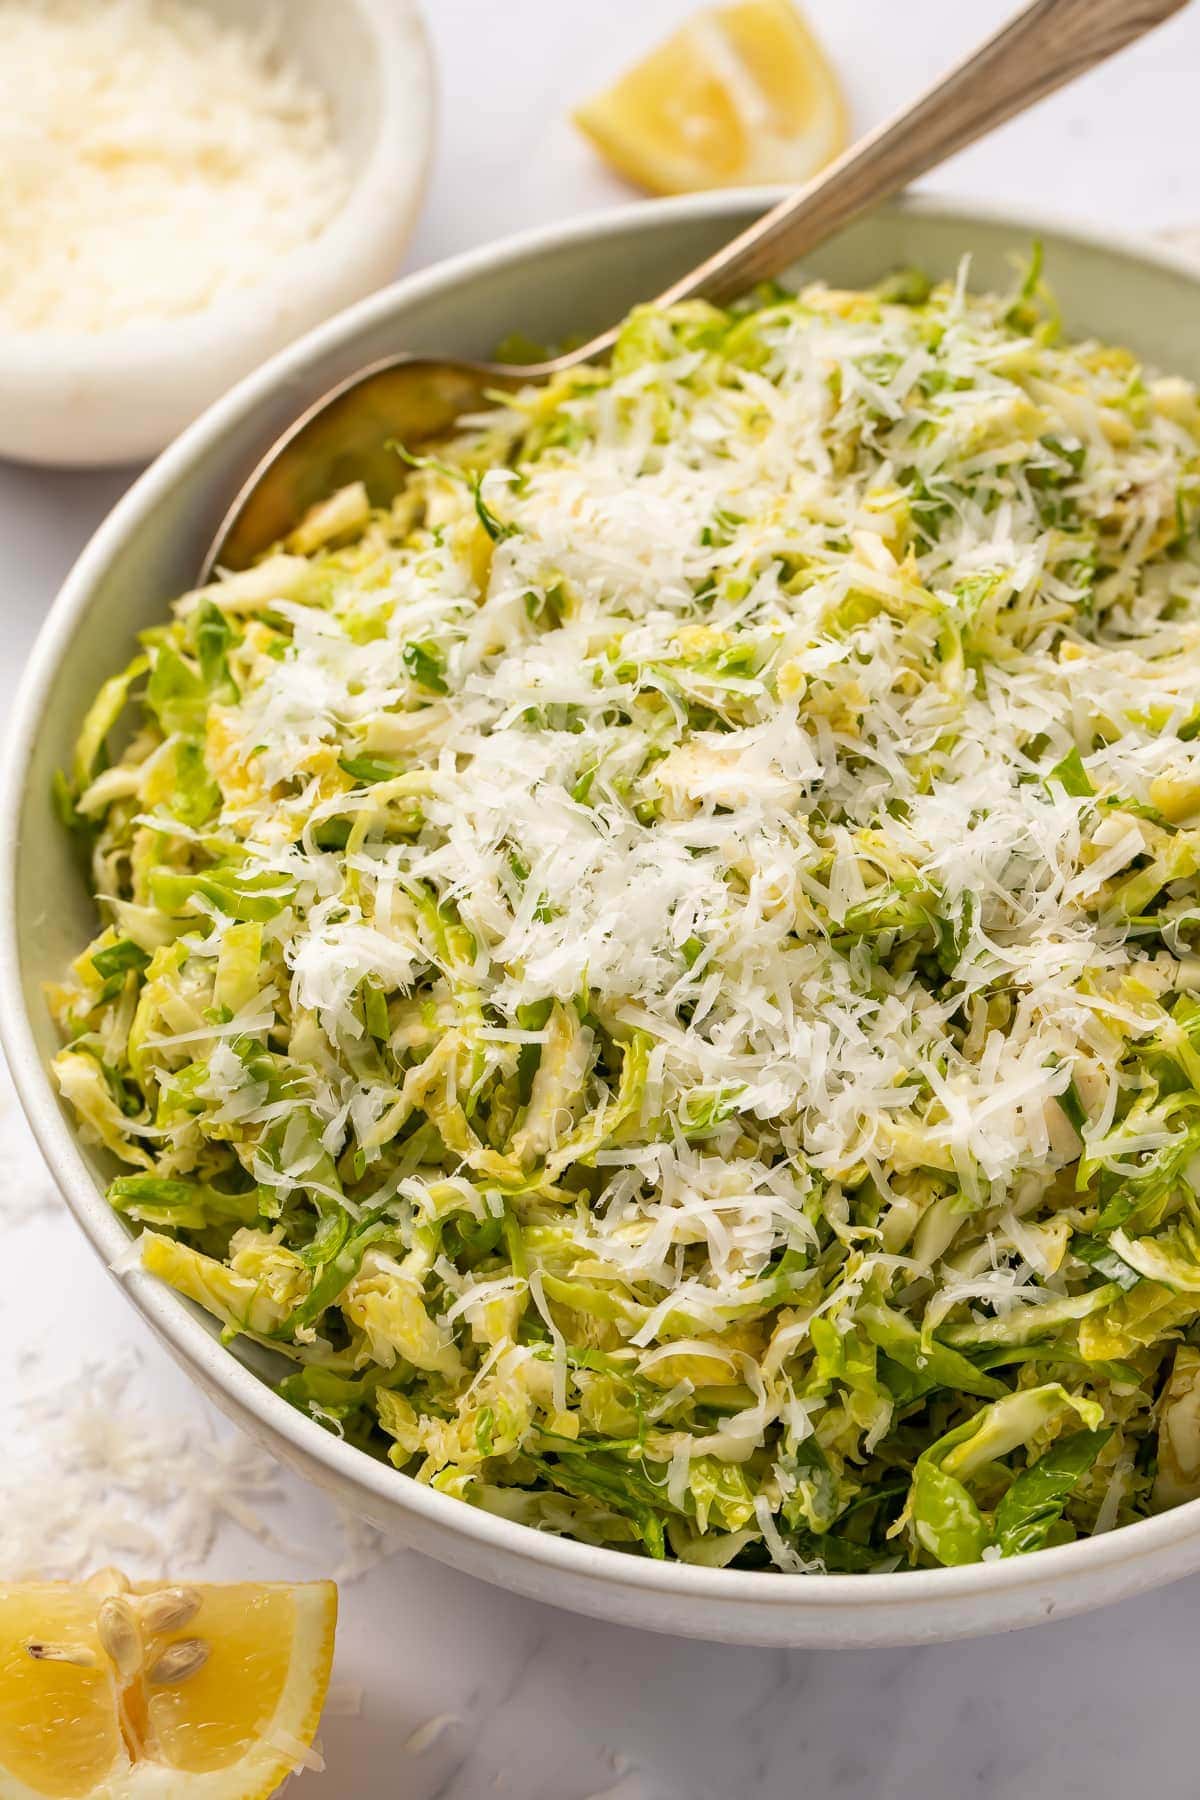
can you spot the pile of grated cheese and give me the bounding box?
[0,1347,400,1583]
[0,0,348,333]
[51,266,1200,1572]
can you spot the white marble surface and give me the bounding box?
[5,2,1200,1794]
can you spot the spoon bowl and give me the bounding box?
[206,356,520,575]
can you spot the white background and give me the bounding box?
[5,2,1200,1795]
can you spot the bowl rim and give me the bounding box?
[8,184,1200,1615]
[0,0,434,373]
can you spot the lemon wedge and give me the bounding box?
[0,1574,336,1799]
[574,0,848,195]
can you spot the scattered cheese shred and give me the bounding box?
[404,1713,461,1755]
[264,1726,326,1775]
[0,1349,396,1585]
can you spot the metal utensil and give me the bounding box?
[201,0,1188,579]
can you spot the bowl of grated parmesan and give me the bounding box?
[0,0,433,467]
[12,189,1200,1649]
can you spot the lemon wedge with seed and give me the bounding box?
[0,1574,337,1799]
[573,0,848,195]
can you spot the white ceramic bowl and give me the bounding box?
[0,0,433,469]
[8,192,1200,1647]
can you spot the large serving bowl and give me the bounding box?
[8,192,1200,1647]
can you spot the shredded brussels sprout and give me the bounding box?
[51,261,1200,1570]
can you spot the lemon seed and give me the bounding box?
[97,1597,142,1682]
[147,1638,209,1686]
[138,1586,202,1634]
[26,1640,97,1667]
[85,1567,132,1597]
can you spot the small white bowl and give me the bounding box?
[0,0,434,468]
[11,192,1200,1646]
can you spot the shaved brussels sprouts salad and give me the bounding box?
[51,258,1200,1572]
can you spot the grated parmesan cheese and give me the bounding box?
[0,1348,400,1585]
[0,1351,286,1581]
[0,0,348,333]
[403,1713,461,1755]
[264,1726,325,1775]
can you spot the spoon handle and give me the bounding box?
[648,0,1189,311]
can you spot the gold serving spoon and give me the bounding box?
[201,0,1187,579]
